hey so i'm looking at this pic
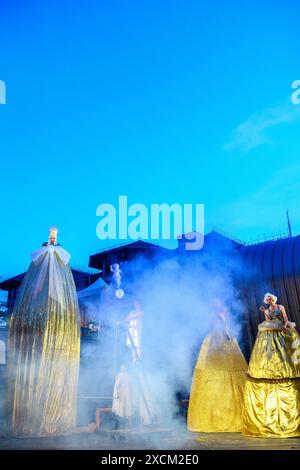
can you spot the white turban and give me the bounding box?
[263,292,278,304]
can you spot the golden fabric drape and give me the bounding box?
[187,329,248,433]
[243,327,300,438]
[6,247,81,437]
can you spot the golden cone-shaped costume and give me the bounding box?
[7,241,81,437]
[243,308,300,438]
[187,319,248,433]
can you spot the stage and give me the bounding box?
[0,430,300,450]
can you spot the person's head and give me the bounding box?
[48,227,58,245]
[134,300,141,310]
[264,293,277,305]
[111,263,120,271]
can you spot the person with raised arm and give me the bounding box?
[243,293,300,437]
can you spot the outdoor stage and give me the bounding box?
[1,430,300,450]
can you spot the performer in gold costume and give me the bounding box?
[187,299,247,432]
[7,228,81,437]
[243,293,300,437]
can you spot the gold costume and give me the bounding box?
[243,309,300,438]
[187,322,248,432]
[7,243,81,437]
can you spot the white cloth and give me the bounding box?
[126,316,142,349]
[112,370,158,424]
[137,372,155,425]
[30,245,71,304]
[112,372,133,418]
[0,340,6,365]
[31,245,71,265]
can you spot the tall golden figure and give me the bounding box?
[187,299,247,433]
[243,293,300,437]
[7,229,81,437]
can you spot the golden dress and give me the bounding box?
[187,320,248,432]
[243,308,300,437]
[7,244,81,437]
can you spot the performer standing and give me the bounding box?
[187,298,248,432]
[125,301,143,362]
[243,293,300,437]
[112,364,133,425]
[7,228,81,437]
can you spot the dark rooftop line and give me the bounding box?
[91,239,173,256]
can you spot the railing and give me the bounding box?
[246,231,290,246]
[211,226,293,247]
[92,240,138,255]
[210,226,246,245]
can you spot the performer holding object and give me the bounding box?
[7,228,81,437]
[125,301,143,362]
[243,293,300,437]
[187,298,247,432]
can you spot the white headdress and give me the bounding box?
[48,227,58,245]
[263,292,278,304]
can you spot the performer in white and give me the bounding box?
[111,364,158,426]
[125,301,143,362]
[112,364,133,423]
[110,263,122,289]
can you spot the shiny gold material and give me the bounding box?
[243,326,300,438]
[245,373,300,384]
[187,328,248,432]
[7,247,81,437]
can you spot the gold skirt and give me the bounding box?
[187,331,248,432]
[7,259,81,437]
[243,327,300,438]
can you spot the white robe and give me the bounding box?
[126,315,142,352]
[112,372,133,418]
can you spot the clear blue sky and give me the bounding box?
[0,0,300,277]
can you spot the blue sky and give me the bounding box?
[0,0,300,277]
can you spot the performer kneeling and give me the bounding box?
[243,293,300,438]
[187,298,248,433]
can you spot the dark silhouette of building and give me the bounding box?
[0,267,101,316]
[1,231,300,351]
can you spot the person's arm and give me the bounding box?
[127,310,143,321]
[260,306,271,320]
[125,311,136,322]
[279,305,289,328]
[218,309,232,340]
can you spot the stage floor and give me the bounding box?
[1,430,300,450]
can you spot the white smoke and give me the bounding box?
[77,246,248,439]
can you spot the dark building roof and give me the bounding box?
[89,231,242,267]
[0,273,25,291]
[87,232,244,297]
[89,240,172,269]
[0,268,101,292]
